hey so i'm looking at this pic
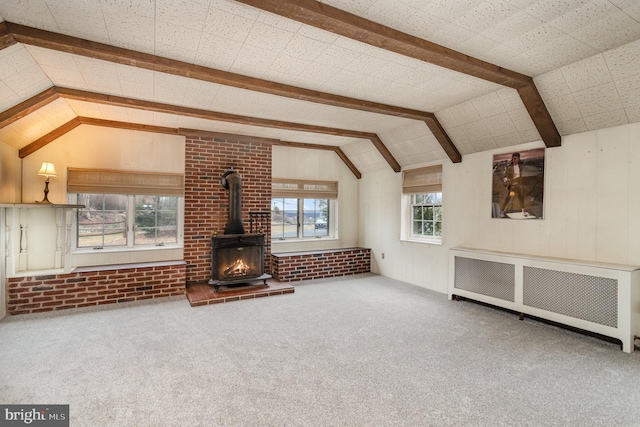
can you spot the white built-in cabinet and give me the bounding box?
[1,204,83,277]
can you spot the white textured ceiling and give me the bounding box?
[1,0,640,174]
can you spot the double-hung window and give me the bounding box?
[402,165,443,244]
[68,168,184,250]
[271,179,337,240]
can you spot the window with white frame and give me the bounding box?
[271,179,337,240]
[403,165,443,243]
[410,192,442,238]
[68,168,184,250]
[76,194,179,248]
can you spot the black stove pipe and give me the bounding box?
[222,171,245,235]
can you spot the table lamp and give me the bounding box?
[37,162,57,203]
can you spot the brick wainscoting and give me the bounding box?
[6,262,186,315]
[272,248,371,282]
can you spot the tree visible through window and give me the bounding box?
[77,194,127,247]
[134,195,178,246]
[77,193,179,248]
[411,192,442,239]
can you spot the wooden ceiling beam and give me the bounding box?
[14,99,364,175]
[180,129,362,178]
[2,21,457,165]
[0,87,59,129]
[57,87,400,172]
[78,117,180,135]
[4,21,427,118]
[237,0,561,148]
[423,117,461,163]
[18,117,81,158]
[0,22,17,50]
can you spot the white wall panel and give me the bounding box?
[360,122,640,294]
[20,125,185,204]
[271,146,359,253]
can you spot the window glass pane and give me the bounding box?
[409,192,442,239]
[303,199,328,237]
[423,221,434,235]
[271,197,332,239]
[104,194,127,210]
[134,195,178,246]
[158,196,176,210]
[425,207,433,220]
[433,206,442,221]
[271,198,298,239]
[412,206,422,220]
[77,194,127,247]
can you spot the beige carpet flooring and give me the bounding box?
[1,273,640,426]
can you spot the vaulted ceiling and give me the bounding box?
[1,0,639,177]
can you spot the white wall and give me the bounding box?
[0,142,21,319]
[360,122,640,295]
[21,125,185,204]
[271,145,359,253]
[0,142,21,203]
[6,125,186,270]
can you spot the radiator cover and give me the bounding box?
[523,267,618,328]
[454,257,515,302]
[448,247,640,353]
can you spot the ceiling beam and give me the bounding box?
[517,84,561,148]
[0,22,17,50]
[18,117,81,158]
[236,0,561,148]
[3,21,459,163]
[78,117,180,136]
[180,129,361,178]
[0,87,59,128]
[18,116,363,178]
[56,87,400,172]
[423,117,461,163]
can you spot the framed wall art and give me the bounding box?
[491,148,545,219]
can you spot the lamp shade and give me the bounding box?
[37,162,57,178]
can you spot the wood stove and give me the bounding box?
[208,170,271,291]
[209,234,270,290]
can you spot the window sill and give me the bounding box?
[401,237,442,246]
[272,237,339,244]
[73,260,186,273]
[73,245,183,254]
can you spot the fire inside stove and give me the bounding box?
[223,256,259,279]
[210,234,265,286]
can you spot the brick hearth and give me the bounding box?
[186,280,294,306]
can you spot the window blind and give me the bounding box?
[67,168,184,196]
[402,165,442,194]
[272,179,338,199]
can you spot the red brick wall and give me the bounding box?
[6,263,186,315]
[272,248,371,282]
[184,136,272,284]
[4,135,271,315]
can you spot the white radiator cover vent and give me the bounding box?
[454,257,515,302]
[523,267,618,328]
[448,247,640,353]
